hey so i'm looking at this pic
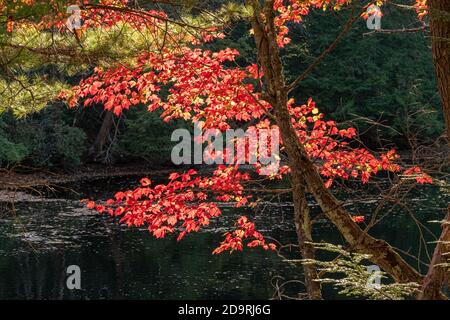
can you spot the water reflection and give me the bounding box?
[0,179,448,299]
[0,199,304,299]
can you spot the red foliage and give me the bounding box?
[403,166,433,184]
[53,1,433,254]
[85,166,277,252]
[61,48,268,129]
[213,216,276,254]
[352,216,365,223]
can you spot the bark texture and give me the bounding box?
[429,0,450,143]
[418,208,450,300]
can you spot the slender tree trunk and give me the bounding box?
[250,0,322,299]
[294,188,322,299]
[89,109,114,162]
[250,0,423,288]
[429,0,450,144]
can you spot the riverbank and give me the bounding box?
[1,147,448,200]
[0,163,176,191]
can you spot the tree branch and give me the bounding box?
[286,6,363,94]
[363,24,429,36]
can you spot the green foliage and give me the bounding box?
[205,6,442,146]
[302,242,420,300]
[0,134,29,164]
[0,77,69,117]
[0,105,86,167]
[117,107,187,164]
[284,8,443,146]
[53,123,87,166]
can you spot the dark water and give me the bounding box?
[0,175,448,300]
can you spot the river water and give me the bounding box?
[0,175,448,299]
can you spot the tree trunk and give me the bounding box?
[429,0,450,144]
[293,188,322,299]
[250,0,322,299]
[274,89,423,284]
[250,0,423,287]
[89,109,114,162]
[418,207,450,300]
[418,0,450,299]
